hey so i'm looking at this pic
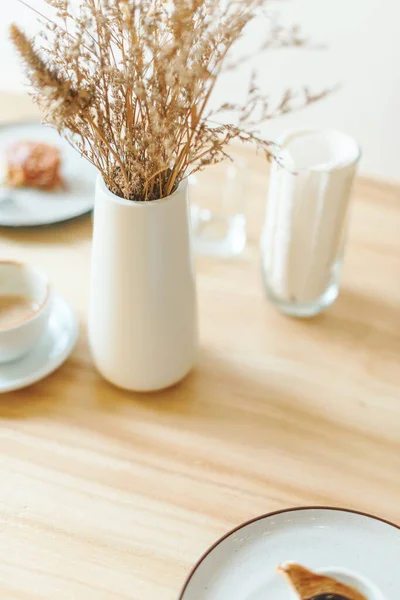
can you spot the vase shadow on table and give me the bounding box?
[87,345,344,437]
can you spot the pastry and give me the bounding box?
[278,563,367,600]
[6,140,63,190]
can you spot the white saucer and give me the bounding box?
[0,122,96,226]
[0,294,79,392]
[179,507,400,600]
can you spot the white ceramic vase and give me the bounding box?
[89,176,198,391]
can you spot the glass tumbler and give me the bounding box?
[261,129,361,317]
[189,150,247,258]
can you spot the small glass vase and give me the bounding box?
[261,129,361,317]
[189,150,247,258]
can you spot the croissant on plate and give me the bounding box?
[277,563,367,600]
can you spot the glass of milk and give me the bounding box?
[261,129,361,317]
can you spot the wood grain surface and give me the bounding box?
[0,93,399,599]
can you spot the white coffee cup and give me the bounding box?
[0,261,52,363]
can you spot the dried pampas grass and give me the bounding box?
[11,0,328,201]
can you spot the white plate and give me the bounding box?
[179,507,400,600]
[0,122,96,226]
[0,294,79,392]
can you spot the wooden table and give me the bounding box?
[0,93,399,600]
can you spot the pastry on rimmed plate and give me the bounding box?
[278,563,367,600]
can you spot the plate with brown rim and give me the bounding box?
[178,507,399,600]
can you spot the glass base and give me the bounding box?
[191,206,246,258]
[262,278,339,318]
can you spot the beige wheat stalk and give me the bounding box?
[10,24,93,125]
[11,0,328,201]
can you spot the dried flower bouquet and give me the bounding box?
[11,0,326,201]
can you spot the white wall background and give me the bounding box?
[1,0,400,182]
